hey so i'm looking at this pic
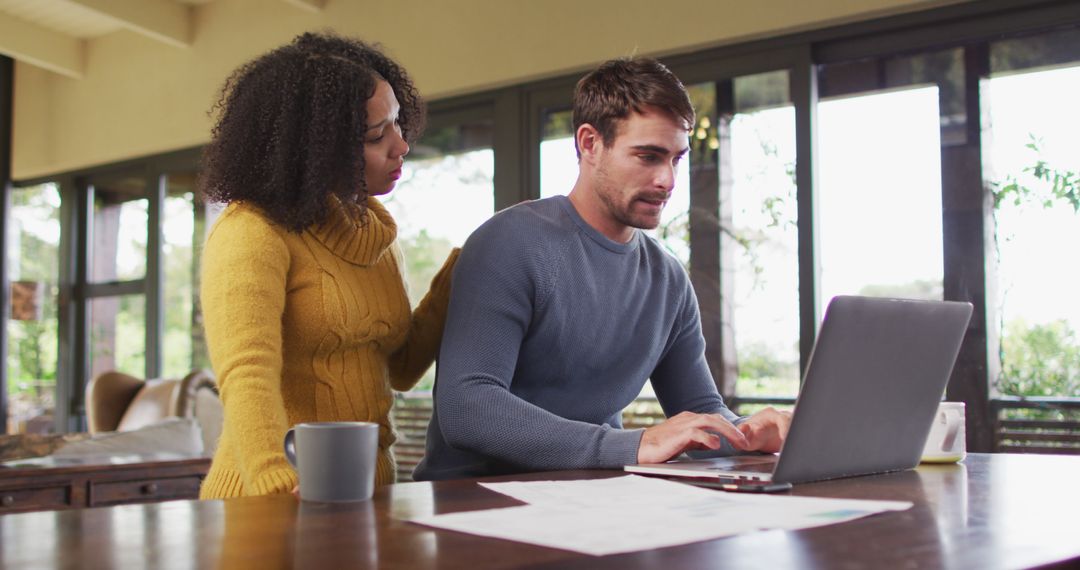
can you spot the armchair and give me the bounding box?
[85,369,223,456]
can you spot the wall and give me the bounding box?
[12,0,967,179]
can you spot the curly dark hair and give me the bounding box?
[200,32,425,232]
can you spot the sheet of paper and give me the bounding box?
[410,475,911,557]
[479,473,723,507]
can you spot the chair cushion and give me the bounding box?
[85,371,145,433]
[51,418,204,457]
[115,379,181,432]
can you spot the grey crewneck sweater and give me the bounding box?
[413,195,740,481]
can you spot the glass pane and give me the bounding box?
[816,50,960,309]
[90,175,147,282]
[539,109,576,198]
[161,171,209,378]
[991,27,1080,75]
[6,183,61,434]
[726,71,800,398]
[382,121,495,391]
[817,87,944,306]
[820,50,964,119]
[985,40,1080,398]
[89,295,146,379]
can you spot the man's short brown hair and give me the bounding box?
[571,57,695,157]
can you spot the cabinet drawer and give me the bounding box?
[90,476,202,507]
[0,485,73,513]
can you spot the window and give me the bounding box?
[90,176,147,283]
[722,71,800,399]
[383,119,496,391]
[539,109,575,199]
[162,171,210,378]
[818,88,944,302]
[5,183,60,433]
[88,295,145,379]
[86,174,150,381]
[985,29,1080,400]
[817,51,953,305]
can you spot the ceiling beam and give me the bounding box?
[0,12,83,79]
[67,0,192,48]
[281,0,325,14]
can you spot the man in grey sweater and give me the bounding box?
[414,57,791,481]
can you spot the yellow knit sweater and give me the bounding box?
[198,196,458,499]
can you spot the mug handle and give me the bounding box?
[940,408,962,451]
[284,428,298,469]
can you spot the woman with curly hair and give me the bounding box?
[198,32,459,499]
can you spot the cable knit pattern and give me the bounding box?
[414,195,741,481]
[199,196,458,499]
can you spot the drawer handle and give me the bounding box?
[1,495,13,507]
[141,483,159,495]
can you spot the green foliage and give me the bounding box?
[542,110,574,141]
[397,230,454,308]
[161,193,207,377]
[1000,406,1078,422]
[732,72,789,114]
[736,402,796,415]
[738,342,786,380]
[397,230,455,391]
[998,319,1080,397]
[990,136,1079,399]
[992,136,1080,213]
[8,319,57,384]
[656,209,690,266]
[6,186,60,393]
[736,342,799,398]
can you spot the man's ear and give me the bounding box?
[576,123,602,161]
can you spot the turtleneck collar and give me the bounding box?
[307,195,397,266]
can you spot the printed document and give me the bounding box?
[410,475,911,556]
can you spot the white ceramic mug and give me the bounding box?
[921,401,966,463]
[284,422,379,502]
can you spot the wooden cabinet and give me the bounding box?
[0,483,72,512]
[90,474,204,507]
[0,454,210,514]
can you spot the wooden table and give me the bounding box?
[0,453,1077,569]
[0,454,210,513]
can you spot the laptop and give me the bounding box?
[625,295,973,491]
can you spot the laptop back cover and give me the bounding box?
[771,296,972,484]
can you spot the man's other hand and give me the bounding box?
[636,411,749,464]
[737,407,792,453]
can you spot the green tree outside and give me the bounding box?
[398,230,455,391]
[992,139,1080,399]
[6,185,61,430]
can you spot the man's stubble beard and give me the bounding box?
[593,159,661,231]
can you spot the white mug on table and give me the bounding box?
[921,401,966,463]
